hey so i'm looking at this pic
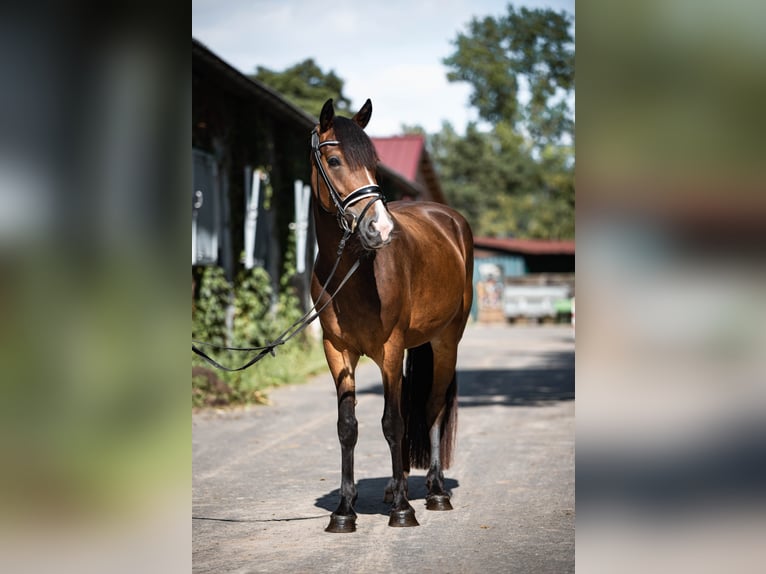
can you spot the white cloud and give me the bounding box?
[345,63,475,135]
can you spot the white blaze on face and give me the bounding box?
[362,168,393,241]
[372,200,393,241]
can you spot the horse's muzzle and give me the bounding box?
[358,206,393,250]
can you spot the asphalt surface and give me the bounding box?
[193,323,574,574]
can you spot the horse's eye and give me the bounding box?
[328,156,341,167]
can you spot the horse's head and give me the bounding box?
[311,98,394,250]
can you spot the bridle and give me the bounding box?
[311,128,386,234]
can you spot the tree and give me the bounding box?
[443,4,574,148]
[250,59,353,116]
[431,120,573,239]
[434,3,575,239]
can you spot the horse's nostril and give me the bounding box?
[362,218,378,236]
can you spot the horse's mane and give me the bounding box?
[333,116,379,171]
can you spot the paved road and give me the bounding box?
[193,324,574,573]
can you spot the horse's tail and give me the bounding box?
[403,343,458,470]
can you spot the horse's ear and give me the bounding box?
[319,99,335,133]
[352,99,372,129]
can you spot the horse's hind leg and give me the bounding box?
[424,409,453,511]
[424,336,460,511]
[380,345,419,527]
[323,339,360,533]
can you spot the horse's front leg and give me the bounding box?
[380,346,419,527]
[323,338,360,533]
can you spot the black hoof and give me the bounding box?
[325,514,356,533]
[425,494,453,511]
[388,508,419,527]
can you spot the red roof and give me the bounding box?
[474,237,575,255]
[372,135,424,181]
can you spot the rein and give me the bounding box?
[192,228,358,372]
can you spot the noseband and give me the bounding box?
[311,128,386,234]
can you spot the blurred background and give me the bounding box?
[577,1,766,572]
[0,4,189,574]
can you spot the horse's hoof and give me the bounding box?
[325,514,356,533]
[425,494,453,511]
[388,508,419,527]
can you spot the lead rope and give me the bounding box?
[191,228,358,372]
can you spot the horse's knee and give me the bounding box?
[338,401,358,447]
[338,419,357,448]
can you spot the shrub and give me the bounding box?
[192,248,325,408]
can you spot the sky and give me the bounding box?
[192,0,574,137]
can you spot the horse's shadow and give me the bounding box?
[315,475,460,515]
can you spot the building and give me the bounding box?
[472,237,575,322]
[371,134,446,203]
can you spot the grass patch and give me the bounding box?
[192,256,330,409]
[192,337,328,408]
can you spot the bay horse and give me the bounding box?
[311,98,473,532]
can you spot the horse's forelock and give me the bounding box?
[333,117,378,171]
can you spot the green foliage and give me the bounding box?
[444,4,574,148]
[232,266,273,349]
[275,229,304,329]
[430,118,573,239]
[434,3,575,239]
[250,59,353,116]
[192,256,326,408]
[192,266,231,348]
